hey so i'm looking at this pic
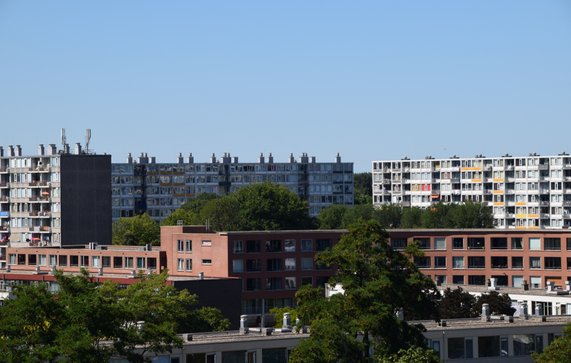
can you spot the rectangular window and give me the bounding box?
[316,239,331,251]
[246,240,260,253]
[92,256,101,268]
[491,238,508,249]
[468,238,485,250]
[185,258,192,271]
[28,254,37,265]
[285,257,296,270]
[185,240,192,252]
[246,278,261,291]
[284,239,296,252]
[177,239,184,252]
[147,257,157,270]
[531,276,541,289]
[491,256,508,269]
[512,237,523,250]
[301,257,313,270]
[448,337,465,359]
[434,256,446,268]
[233,240,243,253]
[529,238,541,251]
[512,276,524,288]
[391,238,407,250]
[266,277,282,290]
[201,240,212,247]
[246,259,262,272]
[567,238,571,250]
[544,238,561,250]
[232,259,243,273]
[301,239,313,252]
[38,254,47,266]
[125,257,133,268]
[285,277,297,289]
[468,256,485,268]
[453,256,464,269]
[301,277,313,286]
[267,258,282,271]
[57,255,67,267]
[512,256,524,269]
[80,256,89,267]
[545,257,561,269]
[102,256,111,268]
[453,275,464,284]
[415,256,430,268]
[70,255,79,267]
[177,258,184,271]
[265,240,282,252]
[113,256,122,268]
[530,257,541,269]
[452,237,464,249]
[434,238,446,250]
[513,334,535,355]
[136,257,145,269]
[416,238,430,249]
[468,275,486,285]
[202,259,212,265]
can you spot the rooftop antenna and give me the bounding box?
[61,128,67,151]
[85,128,91,154]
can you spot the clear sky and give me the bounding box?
[0,1,569,172]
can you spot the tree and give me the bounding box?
[317,205,349,229]
[377,346,439,363]
[438,287,477,319]
[450,202,493,228]
[474,290,516,316]
[401,207,423,228]
[533,325,571,363]
[198,196,242,231]
[112,213,160,245]
[160,208,197,226]
[354,172,372,205]
[291,221,439,362]
[0,271,227,362]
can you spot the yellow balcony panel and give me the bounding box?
[528,214,539,219]
[493,190,505,194]
[493,178,505,183]
[471,178,483,183]
[515,202,527,206]
[493,202,505,206]
[515,226,527,230]
[461,167,482,171]
[516,214,526,219]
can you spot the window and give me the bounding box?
[177,258,184,271]
[232,259,243,273]
[468,275,486,285]
[246,259,261,272]
[113,256,122,268]
[202,259,212,265]
[434,256,446,268]
[285,257,296,270]
[491,256,508,269]
[177,239,184,252]
[468,256,485,268]
[246,240,260,253]
[233,240,243,253]
[391,238,407,250]
[301,277,313,286]
[416,238,430,249]
[246,278,261,291]
[531,276,541,289]
[285,277,297,289]
[70,255,79,267]
[530,257,541,269]
[512,256,524,268]
[316,239,331,251]
[201,240,212,247]
[185,240,192,252]
[513,334,536,355]
[415,256,430,268]
[491,238,507,249]
[468,238,485,250]
[529,238,541,251]
[38,254,47,266]
[125,257,133,268]
[266,277,282,290]
[448,337,466,359]
[301,239,313,252]
[512,276,524,288]
[544,238,561,250]
[186,259,193,271]
[267,258,282,271]
[80,256,89,267]
[301,257,313,270]
[452,256,465,269]
[28,254,37,265]
[147,257,157,270]
[512,237,523,249]
[8,254,16,265]
[545,257,561,269]
[567,238,571,250]
[453,275,464,284]
[434,238,446,250]
[452,237,464,249]
[92,256,101,268]
[284,239,296,252]
[136,257,145,269]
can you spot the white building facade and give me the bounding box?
[372,154,571,229]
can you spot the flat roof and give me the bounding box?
[417,315,571,332]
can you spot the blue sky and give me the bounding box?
[0,1,569,172]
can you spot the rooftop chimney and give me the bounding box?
[177,153,184,164]
[188,153,194,164]
[481,303,491,322]
[268,153,274,163]
[37,144,45,156]
[259,153,265,164]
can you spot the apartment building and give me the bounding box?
[0,144,111,256]
[112,152,354,221]
[161,226,344,315]
[372,153,571,229]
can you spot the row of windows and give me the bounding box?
[8,254,157,270]
[392,237,571,251]
[417,256,568,270]
[176,239,212,252]
[231,257,328,273]
[231,239,331,253]
[244,276,331,292]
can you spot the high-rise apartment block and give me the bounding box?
[0,144,111,254]
[372,154,571,229]
[112,152,354,221]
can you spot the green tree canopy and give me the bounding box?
[112,213,160,246]
[354,172,372,205]
[533,324,571,363]
[290,221,439,362]
[0,271,229,362]
[438,287,478,319]
[474,290,516,316]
